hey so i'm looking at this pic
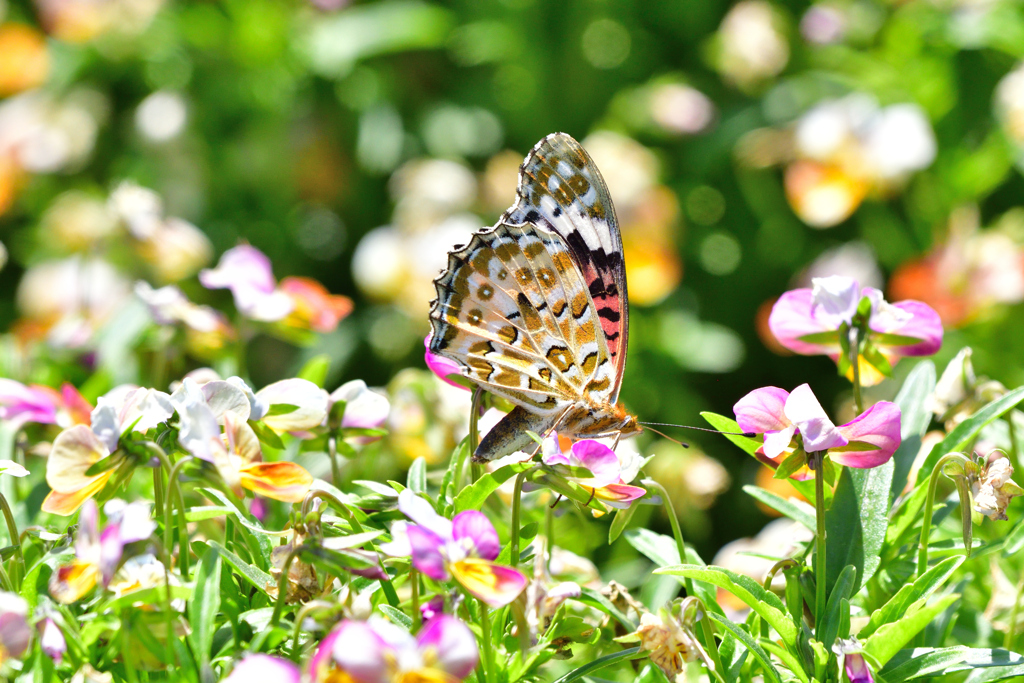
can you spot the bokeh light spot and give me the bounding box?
[582,19,631,70]
[700,231,742,275]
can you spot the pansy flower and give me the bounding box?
[199,244,294,322]
[37,617,65,663]
[173,379,313,502]
[733,383,901,478]
[49,499,156,604]
[279,276,353,333]
[43,386,174,515]
[381,490,527,607]
[309,615,479,683]
[0,379,91,428]
[768,275,942,385]
[540,437,646,509]
[226,654,300,683]
[0,593,31,665]
[327,379,390,444]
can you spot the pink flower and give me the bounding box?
[733,383,901,478]
[541,438,646,509]
[380,490,527,608]
[225,654,300,683]
[310,616,478,683]
[768,276,942,385]
[279,276,353,333]
[424,334,467,389]
[199,245,294,322]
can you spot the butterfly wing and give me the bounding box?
[429,221,617,418]
[503,132,629,401]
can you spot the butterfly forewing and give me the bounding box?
[503,133,629,400]
[430,221,616,416]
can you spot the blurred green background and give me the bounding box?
[4,0,1024,570]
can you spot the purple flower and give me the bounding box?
[0,593,31,663]
[769,275,942,385]
[0,379,59,426]
[380,490,527,607]
[328,380,390,444]
[225,654,300,683]
[734,383,901,478]
[199,244,294,322]
[309,616,478,683]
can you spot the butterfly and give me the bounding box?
[428,132,640,462]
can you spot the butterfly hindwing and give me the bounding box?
[430,221,616,415]
[503,133,629,400]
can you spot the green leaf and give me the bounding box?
[453,461,532,513]
[707,613,783,683]
[795,330,841,345]
[742,485,815,531]
[890,361,937,503]
[954,474,974,558]
[774,449,808,480]
[917,387,1024,485]
[210,541,274,596]
[819,565,855,650]
[189,546,222,676]
[103,584,194,611]
[655,564,797,649]
[378,604,412,630]
[862,341,894,378]
[575,587,635,630]
[873,333,937,347]
[84,452,125,477]
[862,594,960,666]
[321,530,384,550]
[297,354,331,387]
[859,555,965,640]
[185,506,234,522]
[548,647,643,683]
[608,502,638,543]
[701,412,762,455]
[249,420,285,450]
[880,647,1024,680]
[1003,517,1024,556]
[825,460,892,594]
[406,457,427,495]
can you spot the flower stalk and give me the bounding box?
[917,452,971,577]
[811,450,827,633]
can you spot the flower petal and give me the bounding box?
[225,654,301,683]
[406,524,449,581]
[452,511,501,561]
[201,380,252,423]
[811,276,860,327]
[41,475,112,515]
[568,440,621,488]
[378,520,412,558]
[45,425,111,494]
[768,289,838,355]
[238,462,313,502]
[733,386,792,434]
[592,483,647,507]
[329,620,398,683]
[449,558,528,608]
[425,335,468,389]
[255,378,329,432]
[334,380,390,431]
[873,300,943,356]
[417,615,479,679]
[398,489,453,541]
[784,384,847,452]
[831,401,901,468]
[763,425,798,460]
[49,560,100,604]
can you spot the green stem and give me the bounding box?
[470,389,483,484]
[545,503,555,575]
[0,559,13,592]
[812,451,827,634]
[153,464,165,520]
[0,492,23,588]
[410,568,421,631]
[850,328,864,416]
[328,435,343,486]
[644,479,694,595]
[1005,566,1024,651]
[121,610,140,683]
[1006,414,1021,477]
[477,598,497,683]
[698,607,727,683]
[509,472,526,565]
[917,453,970,578]
[165,456,193,575]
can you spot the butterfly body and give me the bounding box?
[429,133,636,462]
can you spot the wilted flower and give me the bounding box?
[0,593,31,664]
[381,490,527,607]
[972,453,1022,521]
[623,608,702,679]
[930,347,1008,430]
[225,654,300,683]
[540,438,646,509]
[734,383,901,477]
[769,275,942,385]
[309,616,479,683]
[50,499,156,603]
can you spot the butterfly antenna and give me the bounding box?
[640,424,689,449]
[640,421,757,438]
